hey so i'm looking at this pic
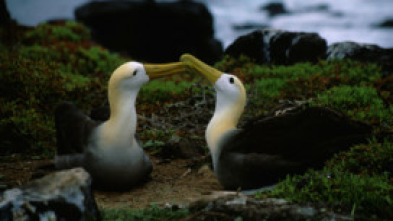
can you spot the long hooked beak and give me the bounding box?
[144,62,186,79]
[180,54,222,84]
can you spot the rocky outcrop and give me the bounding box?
[377,19,393,28]
[75,0,222,64]
[225,29,327,65]
[327,41,393,76]
[185,193,352,221]
[225,30,392,76]
[0,168,100,221]
[260,2,288,17]
[0,0,10,26]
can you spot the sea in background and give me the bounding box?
[5,0,393,48]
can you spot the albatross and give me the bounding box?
[181,54,371,190]
[55,61,185,190]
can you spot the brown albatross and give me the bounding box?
[181,54,371,190]
[55,61,185,190]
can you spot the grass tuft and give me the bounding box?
[101,206,189,221]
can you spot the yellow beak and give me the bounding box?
[144,62,186,79]
[180,54,222,84]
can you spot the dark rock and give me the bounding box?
[75,0,222,64]
[0,0,11,26]
[232,22,269,31]
[185,194,352,221]
[377,19,393,28]
[225,29,327,65]
[327,41,393,76]
[260,2,288,17]
[307,4,329,12]
[0,168,100,221]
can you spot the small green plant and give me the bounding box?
[23,21,91,44]
[0,21,126,154]
[327,139,393,176]
[314,85,383,110]
[269,169,393,219]
[214,54,256,73]
[254,78,287,102]
[101,205,189,221]
[261,139,393,219]
[312,85,392,124]
[139,80,195,104]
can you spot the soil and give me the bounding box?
[0,154,222,209]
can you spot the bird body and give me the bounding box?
[181,54,371,190]
[55,61,185,190]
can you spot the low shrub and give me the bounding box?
[269,168,393,219]
[101,205,189,221]
[0,21,125,154]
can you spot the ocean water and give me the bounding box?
[6,0,393,48]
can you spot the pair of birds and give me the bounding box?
[55,54,371,190]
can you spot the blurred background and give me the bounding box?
[5,0,393,48]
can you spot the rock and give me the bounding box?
[260,2,288,17]
[0,0,11,26]
[225,29,327,65]
[327,41,393,76]
[306,4,329,12]
[0,168,100,221]
[75,0,222,64]
[185,194,352,221]
[376,19,393,28]
[232,22,269,31]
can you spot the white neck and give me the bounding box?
[206,92,244,169]
[98,89,139,149]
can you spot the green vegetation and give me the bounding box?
[264,139,393,219]
[270,168,392,218]
[0,21,194,155]
[139,79,196,104]
[0,21,127,154]
[217,55,393,219]
[312,85,392,125]
[1,21,393,220]
[101,206,189,221]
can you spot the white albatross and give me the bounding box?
[55,61,185,190]
[181,54,371,190]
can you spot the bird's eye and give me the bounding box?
[229,77,234,84]
[133,70,138,76]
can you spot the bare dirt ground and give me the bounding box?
[0,154,222,209]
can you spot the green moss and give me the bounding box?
[101,206,189,221]
[18,45,61,61]
[71,46,126,76]
[269,169,393,219]
[246,59,380,84]
[214,54,256,73]
[312,85,392,124]
[139,80,196,103]
[259,139,393,219]
[23,21,91,44]
[254,78,287,102]
[0,22,126,154]
[327,140,393,176]
[249,62,320,80]
[314,85,383,109]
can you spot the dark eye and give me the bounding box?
[229,77,234,84]
[133,70,138,76]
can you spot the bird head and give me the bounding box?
[180,54,246,108]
